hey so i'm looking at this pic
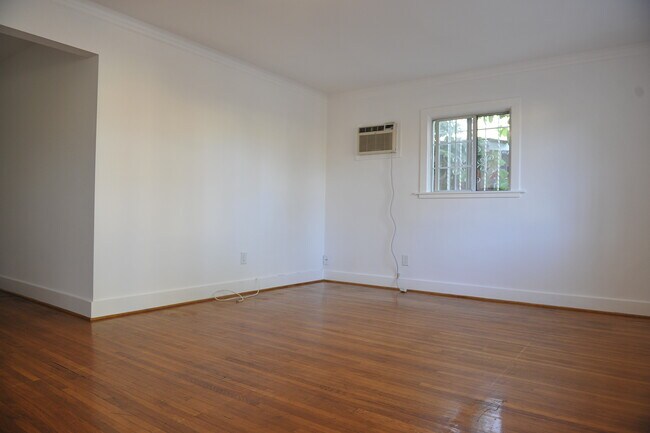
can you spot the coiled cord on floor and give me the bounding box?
[213,278,260,303]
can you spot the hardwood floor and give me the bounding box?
[1,282,649,433]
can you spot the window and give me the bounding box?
[432,112,510,192]
[419,99,522,198]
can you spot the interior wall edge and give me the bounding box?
[50,0,324,97]
[0,275,92,317]
[0,24,97,57]
[323,270,650,317]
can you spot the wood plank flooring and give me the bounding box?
[1,282,649,432]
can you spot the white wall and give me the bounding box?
[0,41,97,316]
[325,46,650,315]
[0,0,327,317]
[2,0,647,318]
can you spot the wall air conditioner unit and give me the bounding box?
[357,122,398,155]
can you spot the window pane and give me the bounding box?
[438,143,449,167]
[452,166,470,191]
[433,117,471,191]
[438,141,469,168]
[437,168,448,190]
[452,140,469,166]
[476,113,510,191]
[437,167,470,191]
[438,120,451,142]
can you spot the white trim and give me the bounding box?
[419,98,522,196]
[9,0,648,96]
[415,190,525,199]
[0,24,96,57]
[5,268,649,318]
[323,270,650,316]
[91,269,323,318]
[49,0,322,97]
[0,275,92,317]
[337,43,650,97]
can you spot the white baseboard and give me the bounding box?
[323,270,650,316]
[90,269,324,318]
[5,268,647,318]
[0,275,92,317]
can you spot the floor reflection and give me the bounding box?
[447,397,504,433]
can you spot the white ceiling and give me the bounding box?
[87,0,650,93]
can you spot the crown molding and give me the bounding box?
[50,0,324,97]
[336,42,650,98]
[20,0,650,97]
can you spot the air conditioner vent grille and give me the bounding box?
[357,122,397,155]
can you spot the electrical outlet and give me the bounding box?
[322,255,328,265]
[240,252,247,265]
[401,255,409,266]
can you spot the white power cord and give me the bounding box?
[213,277,260,303]
[389,154,406,293]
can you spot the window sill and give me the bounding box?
[415,190,525,199]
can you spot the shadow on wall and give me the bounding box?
[0,25,98,315]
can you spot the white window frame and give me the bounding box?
[418,98,524,199]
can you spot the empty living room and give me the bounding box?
[1,0,649,432]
